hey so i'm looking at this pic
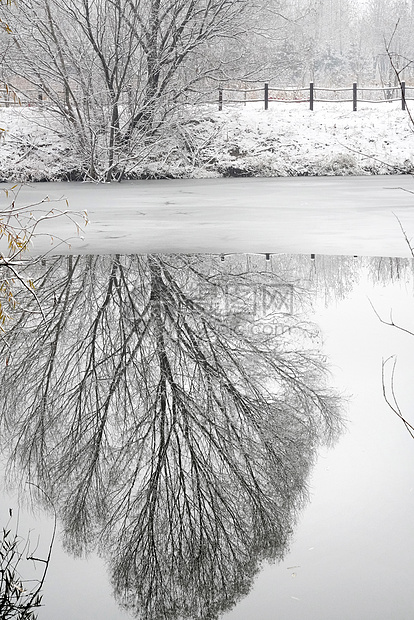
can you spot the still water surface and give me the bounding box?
[1,253,414,619]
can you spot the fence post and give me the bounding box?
[353,83,357,111]
[401,81,406,111]
[309,82,314,111]
[218,87,223,111]
[264,82,269,110]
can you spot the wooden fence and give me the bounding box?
[0,82,412,111]
[218,82,412,111]
[0,87,44,106]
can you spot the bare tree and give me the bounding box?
[1,0,248,180]
[0,185,87,330]
[0,254,342,620]
[0,492,55,620]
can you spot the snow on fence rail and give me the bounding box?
[0,81,412,111]
[217,82,412,111]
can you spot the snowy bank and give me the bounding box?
[0,101,413,181]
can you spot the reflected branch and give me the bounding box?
[0,254,343,620]
[368,297,414,338]
[382,356,414,440]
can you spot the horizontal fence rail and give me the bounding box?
[0,87,48,106]
[218,82,411,111]
[0,82,412,112]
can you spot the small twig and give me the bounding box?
[385,20,414,128]
[3,260,46,322]
[382,356,414,438]
[368,297,414,337]
[387,186,414,195]
[24,482,56,604]
[335,140,407,173]
[393,214,414,257]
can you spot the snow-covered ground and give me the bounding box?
[0,101,413,181]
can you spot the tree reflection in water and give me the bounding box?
[0,254,343,620]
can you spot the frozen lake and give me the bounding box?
[3,175,414,256]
